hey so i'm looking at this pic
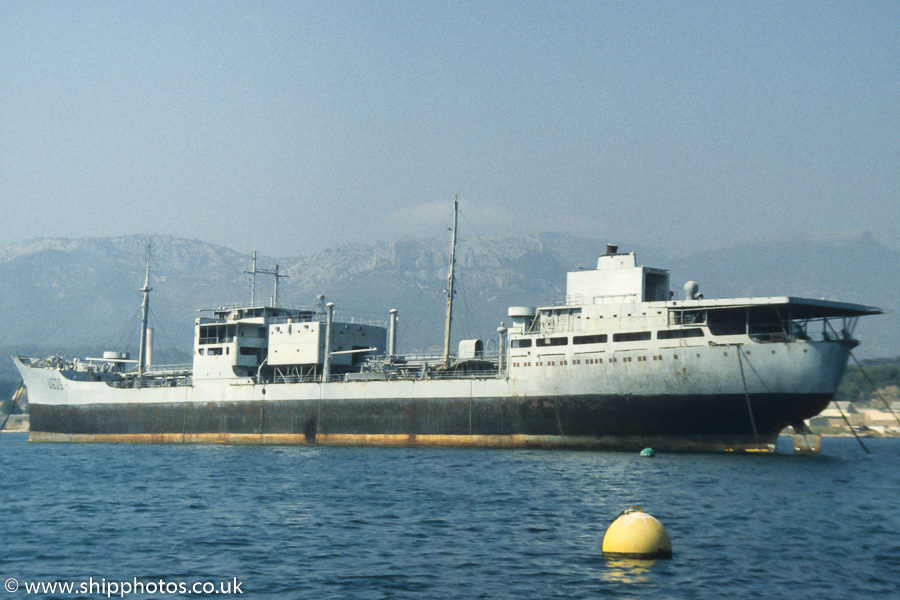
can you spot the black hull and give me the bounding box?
[29,392,831,451]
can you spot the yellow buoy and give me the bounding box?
[602,506,672,559]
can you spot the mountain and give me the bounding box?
[1,231,896,381]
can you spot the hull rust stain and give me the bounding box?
[27,432,775,452]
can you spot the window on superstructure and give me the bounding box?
[238,324,265,338]
[658,328,705,340]
[511,339,532,348]
[612,331,651,342]
[669,310,707,326]
[707,309,746,336]
[644,272,669,301]
[199,324,237,345]
[746,306,788,337]
[199,325,214,345]
[573,334,608,345]
[536,337,568,347]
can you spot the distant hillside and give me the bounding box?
[1,231,896,378]
[834,356,900,405]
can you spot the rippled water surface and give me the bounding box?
[2,434,898,599]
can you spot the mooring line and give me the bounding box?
[835,400,870,454]
[735,345,759,442]
[0,409,12,433]
[849,350,900,428]
[0,383,25,433]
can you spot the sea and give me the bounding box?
[1,434,898,600]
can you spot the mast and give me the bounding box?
[137,240,152,378]
[244,252,288,306]
[272,264,282,305]
[258,264,287,305]
[442,199,459,369]
[243,251,258,305]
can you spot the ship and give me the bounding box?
[12,203,883,451]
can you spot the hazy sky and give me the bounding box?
[1,1,897,256]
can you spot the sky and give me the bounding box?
[1,1,898,257]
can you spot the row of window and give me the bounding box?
[199,324,236,346]
[512,354,671,368]
[511,347,790,369]
[511,328,704,348]
[198,347,226,356]
[198,324,266,345]
[198,346,264,358]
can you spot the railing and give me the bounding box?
[536,293,638,307]
[264,370,506,385]
[366,351,502,364]
[272,372,320,384]
[147,363,192,373]
[199,335,235,344]
[264,356,505,384]
[108,375,193,389]
[333,311,388,328]
[20,355,75,370]
[268,311,387,328]
[268,315,319,325]
[749,328,854,345]
[535,294,577,307]
[212,301,319,312]
[326,369,503,383]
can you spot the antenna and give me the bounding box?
[258,264,287,306]
[244,252,288,306]
[243,251,258,305]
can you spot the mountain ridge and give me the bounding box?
[1,230,895,364]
